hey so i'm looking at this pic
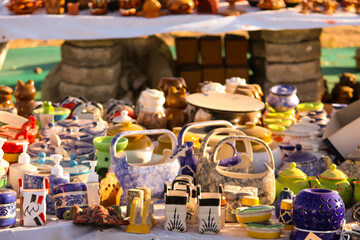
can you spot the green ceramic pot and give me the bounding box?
[93,136,128,179]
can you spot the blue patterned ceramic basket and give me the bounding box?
[0,189,16,228]
[53,182,88,219]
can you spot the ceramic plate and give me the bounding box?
[186,93,265,113]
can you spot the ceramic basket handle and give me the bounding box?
[110,129,177,166]
[212,135,275,179]
[177,120,234,147]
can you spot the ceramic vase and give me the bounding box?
[266,85,299,112]
[292,189,345,232]
[53,182,88,219]
[198,192,221,234]
[275,187,294,218]
[165,190,188,232]
[0,189,16,228]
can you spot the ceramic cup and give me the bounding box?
[0,189,16,228]
[53,182,88,219]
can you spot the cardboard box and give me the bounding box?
[225,34,248,66]
[202,66,225,84]
[175,37,199,65]
[179,64,202,93]
[200,36,223,66]
[323,100,360,164]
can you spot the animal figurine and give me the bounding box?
[14,79,38,118]
[323,0,337,14]
[43,0,65,13]
[165,86,189,130]
[299,0,310,14]
[0,86,16,113]
[158,77,187,97]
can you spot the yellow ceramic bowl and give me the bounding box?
[243,221,285,239]
[233,206,274,224]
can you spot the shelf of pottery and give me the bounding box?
[2,76,360,239]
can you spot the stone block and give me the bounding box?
[257,78,324,102]
[200,36,223,66]
[59,81,118,103]
[251,58,322,83]
[249,29,322,44]
[61,42,122,67]
[62,62,121,86]
[225,34,248,66]
[65,39,122,48]
[250,40,321,63]
[175,37,199,65]
[41,63,63,102]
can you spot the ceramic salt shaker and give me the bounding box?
[0,189,17,228]
[53,182,88,219]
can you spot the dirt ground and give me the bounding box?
[8,26,360,49]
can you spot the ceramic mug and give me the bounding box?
[0,189,16,228]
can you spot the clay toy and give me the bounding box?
[14,79,38,118]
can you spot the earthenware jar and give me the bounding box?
[14,79,37,118]
[0,86,16,114]
[308,164,356,206]
[136,89,167,129]
[266,85,299,112]
[53,182,88,219]
[93,136,128,179]
[291,189,344,239]
[0,189,16,228]
[275,187,293,218]
[276,162,311,198]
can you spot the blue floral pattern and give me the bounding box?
[0,203,16,217]
[55,193,88,208]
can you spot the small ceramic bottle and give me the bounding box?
[165,189,188,232]
[83,161,100,206]
[275,187,294,218]
[198,186,222,234]
[0,189,17,228]
[279,199,294,230]
[8,141,38,196]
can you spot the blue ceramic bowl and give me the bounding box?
[33,107,71,122]
[0,189,16,228]
[53,182,88,219]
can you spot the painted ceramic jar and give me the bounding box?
[276,162,311,198]
[198,192,222,234]
[291,189,344,236]
[308,164,356,206]
[0,189,16,228]
[93,136,128,179]
[275,187,294,218]
[53,182,88,219]
[266,85,299,112]
[24,171,70,215]
[165,190,188,232]
[279,199,293,230]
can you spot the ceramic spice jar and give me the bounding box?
[266,84,299,112]
[0,189,17,228]
[279,199,294,231]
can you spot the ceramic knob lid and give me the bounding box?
[285,144,317,164]
[280,199,293,210]
[319,164,347,180]
[279,162,307,179]
[242,196,259,206]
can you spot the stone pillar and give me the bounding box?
[249,29,323,102]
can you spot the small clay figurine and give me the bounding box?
[88,0,107,15]
[14,79,37,118]
[257,0,286,10]
[158,77,187,97]
[196,0,219,13]
[67,1,80,15]
[331,73,360,103]
[299,0,310,13]
[323,0,337,14]
[119,0,141,16]
[167,0,195,14]
[343,0,357,12]
[0,86,16,113]
[311,0,323,12]
[137,0,168,17]
[43,0,65,14]
[165,86,189,130]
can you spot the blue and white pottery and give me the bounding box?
[0,189,16,228]
[266,85,300,112]
[53,182,88,219]
[109,129,182,205]
[24,171,70,214]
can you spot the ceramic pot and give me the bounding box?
[44,0,65,13]
[164,190,188,232]
[0,189,16,228]
[266,85,299,112]
[33,106,71,122]
[292,189,345,231]
[93,136,128,179]
[354,181,360,203]
[53,182,88,219]
[198,192,221,234]
[275,187,293,218]
[279,199,293,230]
[88,0,107,14]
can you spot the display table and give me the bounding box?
[1,0,360,42]
[0,203,290,240]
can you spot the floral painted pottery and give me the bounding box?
[276,162,311,198]
[19,178,49,226]
[233,206,274,223]
[266,85,299,112]
[109,129,182,204]
[279,199,293,230]
[308,164,356,206]
[93,136,128,179]
[282,144,328,177]
[53,182,88,219]
[275,187,293,218]
[292,189,345,232]
[243,221,285,239]
[0,189,16,228]
[164,190,188,232]
[236,122,283,173]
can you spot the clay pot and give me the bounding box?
[44,0,65,14]
[167,0,195,14]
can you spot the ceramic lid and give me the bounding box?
[280,199,293,210]
[242,196,259,206]
[107,121,144,140]
[269,85,297,96]
[243,221,284,230]
[278,162,307,179]
[285,144,317,164]
[319,164,347,180]
[237,122,272,144]
[284,117,320,137]
[232,205,274,215]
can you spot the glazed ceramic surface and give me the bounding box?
[0,189,16,228]
[109,129,182,204]
[198,192,221,234]
[266,85,299,112]
[243,221,284,239]
[233,206,274,223]
[275,187,294,218]
[292,189,345,231]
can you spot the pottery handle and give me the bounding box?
[177,120,234,147]
[212,135,275,179]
